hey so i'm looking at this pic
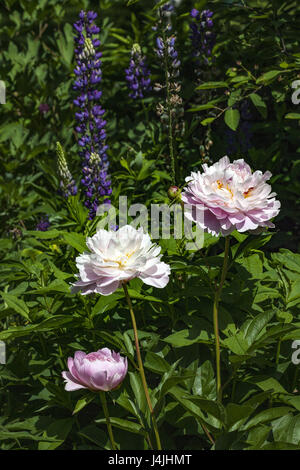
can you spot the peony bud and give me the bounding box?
[62,348,128,392]
[168,185,181,200]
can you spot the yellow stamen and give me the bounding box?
[105,250,136,269]
[216,180,233,198]
[226,184,234,198]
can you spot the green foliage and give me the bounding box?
[0,0,299,451]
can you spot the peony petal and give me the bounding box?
[62,371,87,391]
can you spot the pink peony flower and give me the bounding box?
[181,156,281,236]
[72,224,170,295]
[62,348,128,392]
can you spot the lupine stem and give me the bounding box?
[213,236,230,402]
[165,69,175,185]
[164,43,176,185]
[122,282,162,450]
[99,391,117,450]
[160,10,176,186]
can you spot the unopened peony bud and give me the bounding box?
[62,348,128,392]
[168,185,181,200]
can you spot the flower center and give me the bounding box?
[117,250,136,267]
[216,180,234,198]
[104,249,137,268]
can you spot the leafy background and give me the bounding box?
[0,0,300,450]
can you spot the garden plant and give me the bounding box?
[1,0,300,451]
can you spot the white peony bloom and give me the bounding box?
[72,225,171,295]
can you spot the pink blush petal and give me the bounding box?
[228,213,245,224]
[71,280,98,295]
[94,280,120,295]
[62,371,87,391]
[236,216,259,232]
[90,370,107,390]
[67,357,74,372]
[67,357,83,382]
[204,210,222,236]
[140,271,170,288]
[208,206,228,219]
[74,351,86,362]
[97,348,112,358]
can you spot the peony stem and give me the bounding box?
[122,282,162,450]
[213,236,230,402]
[99,391,117,450]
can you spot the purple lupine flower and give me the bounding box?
[39,103,50,114]
[162,2,175,13]
[125,44,151,99]
[190,9,215,65]
[161,0,184,14]
[155,35,180,77]
[73,10,112,220]
[36,215,50,232]
[190,8,199,18]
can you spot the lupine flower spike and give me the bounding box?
[125,44,151,99]
[154,5,183,185]
[73,10,112,219]
[56,142,77,198]
[190,8,215,67]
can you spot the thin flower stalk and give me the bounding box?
[122,282,162,450]
[99,391,117,450]
[213,236,230,402]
